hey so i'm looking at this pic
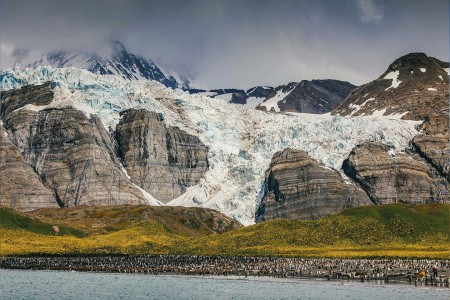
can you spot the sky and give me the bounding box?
[0,0,448,89]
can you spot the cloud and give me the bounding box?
[355,0,384,23]
[0,0,448,89]
[0,39,16,68]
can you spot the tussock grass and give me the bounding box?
[1,204,448,259]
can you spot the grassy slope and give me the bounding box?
[0,207,84,237]
[24,205,241,236]
[0,204,448,258]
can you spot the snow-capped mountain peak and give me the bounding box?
[13,41,193,90]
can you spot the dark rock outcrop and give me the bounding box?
[0,125,58,210]
[256,80,356,113]
[0,82,53,119]
[256,148,371,222]
[115,108,209,203]
[189,80,354,113]
[412,134,448,179]
[247,86,274,98]
[342,142,448,205]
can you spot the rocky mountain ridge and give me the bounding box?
[189,79,355,114]
[16,41,355,115]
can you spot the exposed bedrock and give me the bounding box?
[256,148,372,222]
[2,106,149,208]
[115,108,209,203]
[0,125,58,210]
[342,142,448,205]
[0,82,54,119]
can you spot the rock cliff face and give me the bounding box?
[256,148,371,222]
[342,142,448,205]
[0,125,58,210]
[0,82,54,119]
[256,80,355,113]
[412,136,448,179]
[0,83,152,208]
[115,109,209,203]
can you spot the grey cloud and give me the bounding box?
[0,0,448,89]
[355,0,384,23]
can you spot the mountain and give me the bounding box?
[255,53,449,222]
[332,53,449,120]
[16,42,353,113]
[332,52,449,178]
[256,80,356,113]
[0,64,423,225]
[189,80,355,114]
[14,41,192,90]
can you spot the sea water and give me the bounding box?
[0,269,448,299]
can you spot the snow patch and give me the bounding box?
[12,103,49,113]
[214,93,233,102]
[134,184,163,206]
[438,75,443,81]
[383,71,402,90]
[427,88,437,91]
[120,164,131,179]
[349,98,375,116]
[420,68,426,73]
[198,91,218,97]
[386,111,409,119]
[370,108,387,117]
[260,86,296,112]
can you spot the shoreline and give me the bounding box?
[1,255,449,288]
[2,268,448,289]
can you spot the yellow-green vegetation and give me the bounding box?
[0,204,448,259]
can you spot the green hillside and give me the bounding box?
[0,204,448,258]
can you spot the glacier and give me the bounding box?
[0,66,421,225]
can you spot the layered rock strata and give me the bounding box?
[0,83,151,208]
[342,142,448,205]
[256,148,372,222]
[0,82,54,119]
[115,108,209,203]
[0,125,57,210]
